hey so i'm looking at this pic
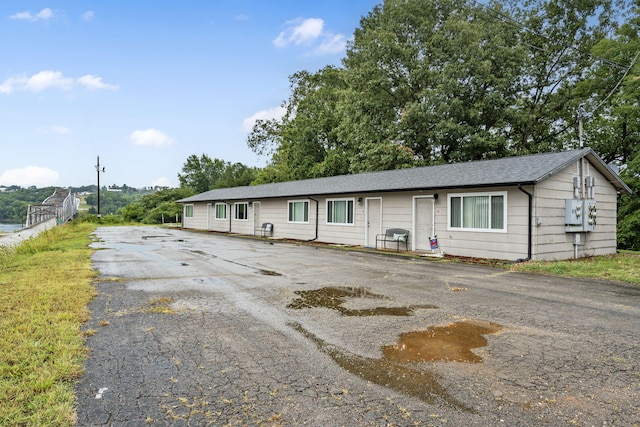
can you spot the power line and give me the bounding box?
[590,50,640,115]
[471,0,629,70]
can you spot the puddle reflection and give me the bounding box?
[287,286,437,316]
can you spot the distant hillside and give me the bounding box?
[0,185,159,222]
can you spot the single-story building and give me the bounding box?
[178,148,632,261]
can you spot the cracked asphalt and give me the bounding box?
[75,226,640,426]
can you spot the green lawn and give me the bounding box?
[509,251,640,284]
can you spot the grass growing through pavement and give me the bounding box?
[509,251,640,284]
[0,222,97,426]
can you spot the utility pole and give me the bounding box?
[577,103,587,149]
[96,156,105,219]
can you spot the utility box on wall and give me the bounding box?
[565,199,596,232]
[583,199,597,231]
[565,199,583,226]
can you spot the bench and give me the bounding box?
[254,222,274,237]
[375,228,409,252]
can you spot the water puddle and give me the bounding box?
[287,286,437,316]
[289,322,473,412]
[288,287,501,409]
[382,320,503,363]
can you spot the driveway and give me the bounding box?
[75,226,640,426]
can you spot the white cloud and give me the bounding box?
[235,14,250,21]
[77,75,119,90]
[81,10,94,21]
[241,106,286,132]
[0,166,59,187]
[10,8,53,22]
[25,71,74,91]
[130,129,175,147]
[151,177,172,188]
[315,33,349,55]
[273,17,348,55]
[0,70,118,94]
[273,18,324,48]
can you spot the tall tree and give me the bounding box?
[504,0,620,154]
[178,154,260,192]
[177,154,226,193]
[247,0,627,181]
[249,67,352,183]
[341,0,525,167]
[574,0,640,164]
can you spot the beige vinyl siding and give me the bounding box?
[317,195,367,246]
[259,199,316,241]
[435,187,529,260]
[378,193,415,231]
[182,203,209,230]
[533,160,618,260]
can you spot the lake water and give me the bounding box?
[0,223,24,233]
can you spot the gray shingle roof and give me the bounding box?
[178,148,631,203]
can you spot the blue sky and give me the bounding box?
[0,1,379,188]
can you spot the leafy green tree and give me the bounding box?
[573,1,640,165]
[178,154,227,193]
[215,162,259,188]
[178,154,259,191]
[504,0,621,154]
[341,0,525,167]
[247,0,627,181]
[617,152,640,250]
[120,188,194,223]
[250,67,353,183]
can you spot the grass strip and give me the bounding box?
[509,251,640,284]
[0,222,97,426]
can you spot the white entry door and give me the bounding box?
[253,202,261,231]
[414,197,434,250]
[366,198,382,248]
[207,203,214,230]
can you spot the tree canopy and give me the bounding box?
[246,0,639,248]
[178,154,258,192]
[248,0,632,177]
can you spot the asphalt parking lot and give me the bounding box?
[75,226,640,426]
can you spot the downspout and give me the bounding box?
[307,197,319,241]
[517,184,533,262]
[226,201,232,232]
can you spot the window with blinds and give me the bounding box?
[448,192,506,232]
[327,199,354,225]
[288,200,309,223]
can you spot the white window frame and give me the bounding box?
[215,203,227,220]
[447,191,507,233]
[184,204,194,218]
[326,198,355,226]
[234,202,248,221]
[288,200,309,224]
